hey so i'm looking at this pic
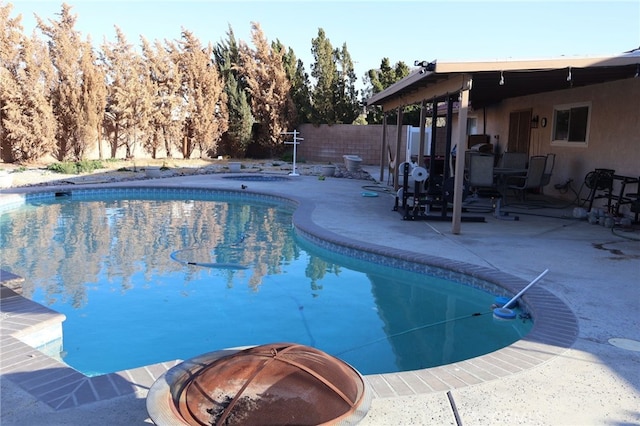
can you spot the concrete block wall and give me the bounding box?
[296,124,406,165]
[26,124,421,166]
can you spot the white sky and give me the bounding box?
[8,0,640,89]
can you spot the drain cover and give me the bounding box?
[608,338,640,352]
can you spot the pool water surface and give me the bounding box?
[0,190,532,376]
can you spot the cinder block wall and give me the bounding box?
[68,124,416,165]
[297,124,407,165]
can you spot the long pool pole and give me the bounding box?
[503,269,549,309]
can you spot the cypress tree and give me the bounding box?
[78,37,106,160]
[0,4,56,162]
[175,29,228,159]
[334,42,359,124]
[141,37,186,158]
[276,41,312,125]
[310,29,360,125]
[215,26,253,158]
[101,27,152,159]
[36,3,86,160]
[310,28,337,124]
[238,22,296,157]
[364,58,410,124]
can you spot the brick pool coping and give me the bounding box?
[0,184,578,410]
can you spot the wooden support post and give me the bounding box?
[452,76,471,234]
[394,108,404,191]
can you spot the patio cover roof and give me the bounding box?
[367,49,639,235]
[366,50,640,110]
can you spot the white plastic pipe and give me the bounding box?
[503,269,549,309]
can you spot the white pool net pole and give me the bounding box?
[282,130,303,176]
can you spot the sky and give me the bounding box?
[6,1,640,89]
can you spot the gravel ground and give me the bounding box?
[0,159,375,188]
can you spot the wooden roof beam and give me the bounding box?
[380,74,465,112]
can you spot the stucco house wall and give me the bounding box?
[483,78,639,186]
[470,78,638,213]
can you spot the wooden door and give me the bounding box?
[507,109,532,153]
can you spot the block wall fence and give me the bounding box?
[9,124,416,165]
[296,124,407,165]
[294,124,450,165]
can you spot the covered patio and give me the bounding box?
[366,51,640,234]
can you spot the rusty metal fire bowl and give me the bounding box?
[146,343,372,425]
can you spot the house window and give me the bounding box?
[551,102,591,146]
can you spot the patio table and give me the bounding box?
[492,168,528,221]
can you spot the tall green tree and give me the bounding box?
[214,26,253,157]
[0,3,56,162]
[275,40,312,125]
[310,28,337,124]
[141,37,185,158]
[174,29,228,158]
[363,58,411,124]
[364,57,410,96]
[334,42,359,124]
[238,22,296,157]
[36,3,94,160]
[310,29,360,124]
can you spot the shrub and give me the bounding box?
[46,160,105,175]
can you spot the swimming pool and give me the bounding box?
[0,188,532,376]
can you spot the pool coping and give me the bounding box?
[0,184,578,410]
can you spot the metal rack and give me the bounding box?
[393,162,484,222]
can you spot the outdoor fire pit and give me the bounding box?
[146,343,371,425]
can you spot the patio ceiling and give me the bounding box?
[366,51,640,110]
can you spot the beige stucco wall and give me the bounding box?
[477,78,639,209]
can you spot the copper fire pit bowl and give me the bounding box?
[146,343,371,425]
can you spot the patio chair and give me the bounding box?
[506,155,547,201]
[500,152,528,169]
[539,153,556,194]
[467,153,498,197]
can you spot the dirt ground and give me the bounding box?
[0,158,374,188]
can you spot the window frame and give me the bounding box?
[550,101,592,147]
[466,116,478,135]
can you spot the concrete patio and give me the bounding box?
[1,165,638,425]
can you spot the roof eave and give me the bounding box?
[365,52,640,108]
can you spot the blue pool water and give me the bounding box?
[0,189,532,376]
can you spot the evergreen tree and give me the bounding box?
[0,4,56,162]
[174,29,228,159]
[334,42,359,124]
[363,58,411,124]
[78,38,106,160]
[310,29,360,124]
[310,28,337,124]
[141,37,185,158]
[214,26,253,157]
[276,41,312,125]
[238,22,296,157]
[101,27,153,159]
[36,3,90,160]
